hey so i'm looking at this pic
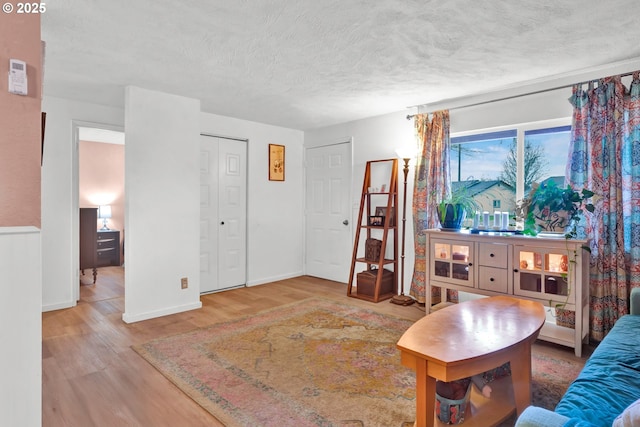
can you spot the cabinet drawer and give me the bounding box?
[478,243,508,268]
[97,239,117,250]
[97,232,118,248]
[478,267,508,293]
[97,247,116,258]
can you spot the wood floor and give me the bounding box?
[43,267,588,426]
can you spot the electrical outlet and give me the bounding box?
[181,277,188,289]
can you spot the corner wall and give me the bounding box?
[41,94,305,316]
[123,86,202,322]
[0,12,41,226]
[0,11,42,427]
[0,228,41,427]
[304,88,575,296]
[199,113,305,285]
[41,97,124,311]
[305,111,416,293]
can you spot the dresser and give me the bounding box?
[97,230,120,267]
[80,208,120,284]
[425,229,590,356]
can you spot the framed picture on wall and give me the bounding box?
[269,144,285,181]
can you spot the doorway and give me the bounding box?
[200,134,248,293]
[74,124,125,303]
[304,141,352,283]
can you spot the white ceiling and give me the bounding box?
[41,0,640,131]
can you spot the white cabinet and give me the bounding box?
[477,242,510,293]
[430,239,474,288]
[425,230,589,356]
[514,246,572,303]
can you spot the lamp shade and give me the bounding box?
[98,205,112,219]
[395,145,416,161]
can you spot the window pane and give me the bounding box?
[523,126,571,193]
[451,130,516,183]
[449,124,571,225]
[450,132,516,216]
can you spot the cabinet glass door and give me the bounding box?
[431,240,473,287]
[514,247,572,302]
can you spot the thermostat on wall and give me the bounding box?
[8,59,28,96]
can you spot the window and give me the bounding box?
[450,130,515,183]
[450,120,571,220]
[523,125,572,193]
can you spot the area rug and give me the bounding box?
[133,298,582,427]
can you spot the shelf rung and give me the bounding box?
[355,258,396,265]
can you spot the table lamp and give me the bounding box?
[98,205,112,230]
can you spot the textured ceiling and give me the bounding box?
[41,0,640,130]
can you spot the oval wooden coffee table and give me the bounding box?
[397,296,545,427]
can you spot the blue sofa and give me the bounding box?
[515,287,640,427]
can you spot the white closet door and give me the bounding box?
[200,135,247,293]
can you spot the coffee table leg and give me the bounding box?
[510,341,533,416]
[415,358,436,427]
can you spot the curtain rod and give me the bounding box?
[406,70,638,120]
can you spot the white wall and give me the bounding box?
[122,87,202,322]
[0,227,41,427]
[41,94,305,317]
[449,87,573,133]
[38,80,579,314]
[200,113,305,285]
[303,87,576,295]
[41,96,124,311]
[305,111,417,294]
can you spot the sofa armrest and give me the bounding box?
[631,287,640,315]
[515,406,569,427]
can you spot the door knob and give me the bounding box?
[220,221,225,225]
[343,219,349,225]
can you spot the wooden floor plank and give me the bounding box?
[43,266,587,426]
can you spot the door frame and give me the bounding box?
[200,132,249,294]
[303,137,353,279]
[72,120,125,303]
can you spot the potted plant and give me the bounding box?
[437,186,480,231]
[519,180,595,238]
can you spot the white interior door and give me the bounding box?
[217,138,247,288]
[305,142,351,283]
[200,135,247,293]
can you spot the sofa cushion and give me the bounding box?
[555,315,640,427]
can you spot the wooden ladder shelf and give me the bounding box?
[347,159,398,302]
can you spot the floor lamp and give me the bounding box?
[391,156,415,306]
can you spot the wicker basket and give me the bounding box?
[365,238,382,261]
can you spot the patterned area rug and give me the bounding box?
[531,351,583,410]
[133,298,582,427]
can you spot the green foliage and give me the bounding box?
[520,180,595,238]
[518,181,596,313]
[437,186,481,226]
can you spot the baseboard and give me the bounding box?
[122,301,203,323]
[42,300,76,312]
[246,271,303,287]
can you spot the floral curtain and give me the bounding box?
[567,73,640,341]
[410,111,452,303]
